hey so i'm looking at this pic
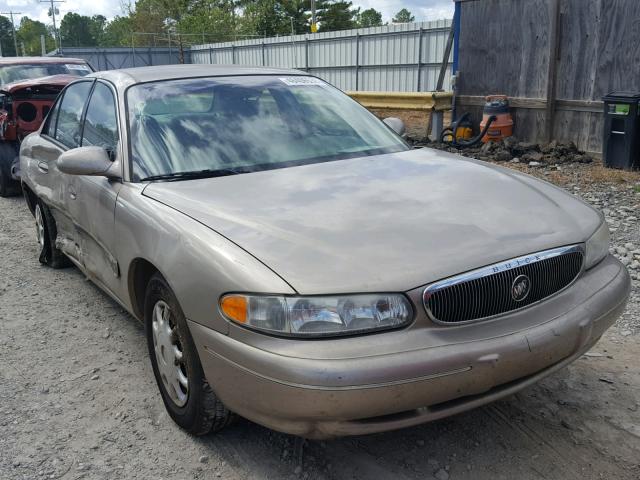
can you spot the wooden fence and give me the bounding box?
[455,0,640,155]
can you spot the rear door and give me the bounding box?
[30,80,94,259]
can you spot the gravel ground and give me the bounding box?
[1,158,639,480]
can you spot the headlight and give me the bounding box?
[584,221,610,269]
[220,293,413,337]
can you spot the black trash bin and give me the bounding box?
[602,92,640,170]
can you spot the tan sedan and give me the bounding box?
[20,65,630,438]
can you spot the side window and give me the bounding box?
[82,82,119,154]
[41,96,62,137]
[54,81,93,149]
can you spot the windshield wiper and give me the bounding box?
[141,168,239,182]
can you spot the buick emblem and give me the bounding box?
[511,274,531,302]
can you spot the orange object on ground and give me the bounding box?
[480,95,514,143]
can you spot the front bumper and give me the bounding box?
[189,255,630,438]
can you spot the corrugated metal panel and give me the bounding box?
[54,47,189,71]
[191,20,453,92]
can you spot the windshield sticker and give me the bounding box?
[279,77,325,86]
[66,64,91,71]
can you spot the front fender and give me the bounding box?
[114,184,295,334]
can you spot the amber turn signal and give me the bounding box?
[220,295,247,323]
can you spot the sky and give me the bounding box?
[0,0,454,27]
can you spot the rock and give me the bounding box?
[434,468,450,480]
[529,161,542,167]
[502,136,518,150]
[624,243,634,250]
[629,261,640,270]
[510,157,520,163]
[294,465,302,475]
[199,455,209,464]
[616,246,628,256]
[524,152,544,163]
[90,375,99,380]
[494,150,512,162]
[515,142,538,153]
[620,330,632,336]
[480,142,495,154]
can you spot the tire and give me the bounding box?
[35,199,72,269]
[0,142,20,198]
[145,272,234,435]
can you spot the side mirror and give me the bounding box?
[383,117,406,137]
[57,146,120,178]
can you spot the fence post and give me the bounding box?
[355,32,360,91]
[148,47,152,66]
[305,37,309,71]
[131,34,136,67]
[209,47,213,64]
[262,41,265,66]
[232,44,235,64]
[416,27,423,92]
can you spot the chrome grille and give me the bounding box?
[423,245,584,324]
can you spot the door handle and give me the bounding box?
[69,187,77,200]
[37,161,49,173]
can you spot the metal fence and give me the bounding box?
[191,20,453,92]
[52,47,191,71]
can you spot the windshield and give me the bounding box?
[0,62,92,85]
[127,76,409,181]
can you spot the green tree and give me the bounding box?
[178,1,240,42]
[102,16,134,46]
[319,1,358,32]
[241,0,289,37]
[357,8,382,28]
[282,0,311,34]
[59,13,98,47]
[392,8,414,23]
[0,15,17,56]
[89,15,108,46]
[17,17,55,55]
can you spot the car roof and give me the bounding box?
[88,64,310,88]
[0,56,88,65]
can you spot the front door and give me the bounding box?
[71,81,123,294]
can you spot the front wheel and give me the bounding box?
[145,273,234,435]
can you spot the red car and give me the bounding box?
[0,57,93,197]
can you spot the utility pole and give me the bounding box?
[310,0,317,33]
[40,0,65,53]
[0,11,22,56]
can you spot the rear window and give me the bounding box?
[0,62,92,85]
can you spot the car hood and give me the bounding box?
[142,148,601,294]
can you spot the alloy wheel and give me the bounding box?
[35,204,45,248]
[151,300,189,407]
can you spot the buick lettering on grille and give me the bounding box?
[423,245,584,324]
